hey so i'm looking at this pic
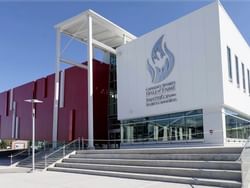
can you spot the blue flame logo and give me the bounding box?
[147,35,175,84]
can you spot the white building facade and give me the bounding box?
[117,2,250,147]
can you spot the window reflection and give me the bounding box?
[121,109,203,143]
[226,110,250,139]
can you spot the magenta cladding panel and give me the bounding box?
[0,91,12,139]
[35,74,54,141]
[93,61,109,141]
[0,59,110,142]
[57,65,88,142]
[14,82,34,140]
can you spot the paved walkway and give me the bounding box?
[0,166,31,173]
[0,167,221,188]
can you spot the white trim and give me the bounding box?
[11,101,16,139]
[15,116,19,139]
[9,89,13,111]
[59,71,65,108]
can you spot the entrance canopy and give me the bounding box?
[55,9,136,54]
[52,9,136,149]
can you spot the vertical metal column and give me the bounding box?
[123,34,127,45]
[88,14,94,149]
[52,29,61,148]
[32,102,35,172]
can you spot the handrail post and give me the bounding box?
[28,146,31,156]
[45,154,47,168]
[63,145,65,157]
[78,137,80,151]
[10,154,13,166]
[82,137,84,150]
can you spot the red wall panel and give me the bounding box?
[0,91,12,139]
[93,61,109,141]
[14,82,34,140]
[57,65,88,142]
[35,75,54,141]
[0,59,110,144]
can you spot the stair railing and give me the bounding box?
[9,149,29,166]
[44,137,81,168]
[238,136,250,188]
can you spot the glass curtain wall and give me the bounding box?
[225,109,250,139]
[107,54,121,145]
[122,109,203,144]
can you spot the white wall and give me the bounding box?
[117,2,223,121]
[203,107,225,145]
[218,3,250,117]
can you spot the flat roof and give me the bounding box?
[55,9,137,48]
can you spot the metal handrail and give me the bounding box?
[45,138,79,159]
[44,137,81,168]
[9,149,28,166]
[80,129,249,148]
[238,136,250,188]
[237,136,250,161]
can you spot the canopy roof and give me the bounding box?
[55,9,136,48]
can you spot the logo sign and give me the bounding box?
[147,35,175,84]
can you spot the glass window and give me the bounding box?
[227,47,233,81]
[225,109,250,139]
[248,69,250,95]
[121,109,203,143]
[235,55,240,87]
[242,63,246,91]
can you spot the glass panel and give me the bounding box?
[235,55,240,87]
[121,109,204,144]
[226,110,250,139]
[242,63,246,91]
[227,46,232,81]
[185,115,204,140]
[248,69,250,95]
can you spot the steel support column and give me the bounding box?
[52,29,61,148]
[87,14,94,149]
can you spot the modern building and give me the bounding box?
[117,1,250,147]
[0,1,249,148]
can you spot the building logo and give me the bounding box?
[147,35,175,84]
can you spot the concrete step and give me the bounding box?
[55,162,241,181]
[62,158,241,170]
[47,167,241,188]
[71,153,239,161]
[76,147,243,155]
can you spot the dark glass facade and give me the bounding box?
[107,54,121,143]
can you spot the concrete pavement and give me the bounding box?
[0,169,222,188]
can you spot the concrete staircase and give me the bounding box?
[17,149,70,169]
[47,147,243,188]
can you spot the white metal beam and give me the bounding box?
[92,39,116,54]
[60,58,88,69]
[62,31,116,55]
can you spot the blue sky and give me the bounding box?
[0,0,250,92]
